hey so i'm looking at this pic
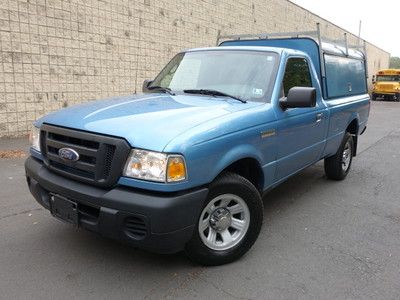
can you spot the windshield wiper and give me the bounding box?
[147,86,175,95]
[183,89,247,103]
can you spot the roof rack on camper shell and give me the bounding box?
[216,23,368,78]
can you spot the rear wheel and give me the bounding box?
[185,172,263,266]
[324,132,354,180]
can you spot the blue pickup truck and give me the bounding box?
[25,29,370,265]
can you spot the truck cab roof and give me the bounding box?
[186,45,306,57]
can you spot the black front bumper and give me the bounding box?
[25,156,208,254]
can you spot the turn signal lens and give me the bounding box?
[167,156,186,182]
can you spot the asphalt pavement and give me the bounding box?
[1,101,400,299]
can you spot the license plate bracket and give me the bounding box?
[50,194,78,225]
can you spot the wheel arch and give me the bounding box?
[211,148,265,194]
[222,158,264,194]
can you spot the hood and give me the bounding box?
[37,93,262,151]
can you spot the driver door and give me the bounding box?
[274,57,328,180]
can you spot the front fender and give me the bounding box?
[211,144,265,182]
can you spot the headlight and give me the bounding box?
[29,126,41,152]
[123,149,187,183]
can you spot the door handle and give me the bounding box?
[316,113,323,123]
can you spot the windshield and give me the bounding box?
[150,50,278,102]
[376,75,400,82]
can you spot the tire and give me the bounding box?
[371,93,377,101]
[396,93,400,102]
[185,172,263,266]
[324,132,354,180]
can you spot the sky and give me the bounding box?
[290,0,400,57]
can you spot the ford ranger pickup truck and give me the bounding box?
[25,29,370,265]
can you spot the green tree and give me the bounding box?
[389,57,400,69]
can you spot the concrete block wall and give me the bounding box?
[0,0,390,136]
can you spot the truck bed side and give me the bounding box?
[322,95,370,158]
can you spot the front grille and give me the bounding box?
[102,144,116,179]
[40,124,130,188]
[123,216,147,240]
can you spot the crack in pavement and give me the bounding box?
[196,274,255,300]
[142,267,205,299]
[0,207,43,221]
[322,243,400,293]
[160,268,205,299]
[357,128,400,157]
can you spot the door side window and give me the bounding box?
[282,58,312,97]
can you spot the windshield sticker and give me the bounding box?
[253,88,263,96]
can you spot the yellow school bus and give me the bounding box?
[372,69,400,101]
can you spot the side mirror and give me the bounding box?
[142,79,153,93]
[279,87,316,110]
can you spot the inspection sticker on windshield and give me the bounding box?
[253,88,263,96]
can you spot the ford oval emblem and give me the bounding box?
[58,148,80,162]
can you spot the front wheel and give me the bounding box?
[371,93,377,101]
[185,173,263,266]
[324,132,354,180]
